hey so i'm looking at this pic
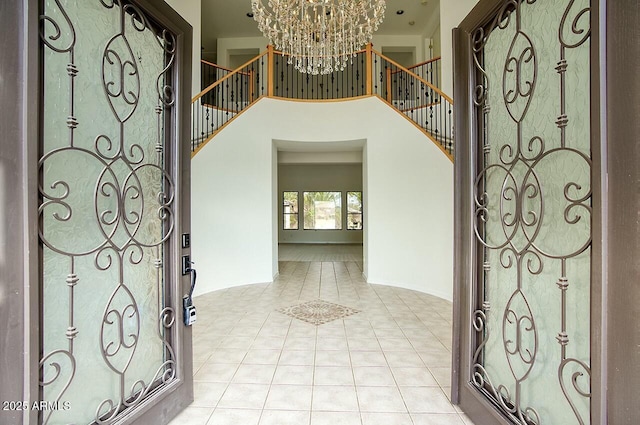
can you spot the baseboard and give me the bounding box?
[272,271,280,280]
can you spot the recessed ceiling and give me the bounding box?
[201,0,441,55]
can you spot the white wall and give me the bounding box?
[372,34,425,64]
[165,0,202,97]
[191,110,276,295]
[215,34,425,69]
[191,97,454,300]
[217,37,270,68]
[431,25,442,59]
[440,0,480,96]
[279,151,362,164]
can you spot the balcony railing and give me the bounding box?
[201,60,233,92]
[408,56,441,91]
[271,47,369,100]
[377,53,452,153]
[191,45,452,159]
[192,52,267,152]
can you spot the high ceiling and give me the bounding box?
[201,0,441,56]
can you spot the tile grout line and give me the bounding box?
[309,320,319,425]
[342,297,365,425]
[367,284,428,424]
[255,310,294,425]
[181,245,465,425]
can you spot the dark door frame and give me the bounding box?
[601,0,640,423]
[0,0,194,423]
[0,0,40,423]
[452,0,640,424]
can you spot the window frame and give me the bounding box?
[346,191,363,231]
[282,191,299,230]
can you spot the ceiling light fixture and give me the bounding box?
[246,12,254,18]
[396,9,404,14]
[251,0,387,75]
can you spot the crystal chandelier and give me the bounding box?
[251,0,386,75]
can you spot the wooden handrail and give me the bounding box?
[194,48,450,105]
[201,59,234,73]
[200,103,247,114]
[192,51,268,103]
[376,94,454,162]
[408,56,441,70]
[200,59,251,80]
[398,100,441,112]
[191,95,267,157]
[372,49,453,105]
[268,95,376,103]
[191,47,454,161]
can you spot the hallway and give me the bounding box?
[170,245,473,425]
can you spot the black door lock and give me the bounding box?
[183,259,197,326]
[181,255,191,275]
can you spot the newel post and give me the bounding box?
[365,43,373,95]
[267,44,274,97]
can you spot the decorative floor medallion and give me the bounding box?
[277,300,361,325]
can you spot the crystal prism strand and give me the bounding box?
[251,0,386,75]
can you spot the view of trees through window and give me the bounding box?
[347,191,363,230]
[283,191,298,230]
[284,191,362,231]
[303,192,342,230]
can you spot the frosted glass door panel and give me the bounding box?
[470,1,591,424]
[39,0,178,423]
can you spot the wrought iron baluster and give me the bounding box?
[360,54,365,95]
[286,58,290,98]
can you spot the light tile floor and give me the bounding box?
[170,245,475,425]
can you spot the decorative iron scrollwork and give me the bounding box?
[39,0,178,423]
[471,0,591,424]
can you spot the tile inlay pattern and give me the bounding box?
[170,253,475,425]
[277,300,361,325]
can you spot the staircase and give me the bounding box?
[191,45,453,160]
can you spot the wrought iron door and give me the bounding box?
[38,0,192,423]
[453,1,595,424]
